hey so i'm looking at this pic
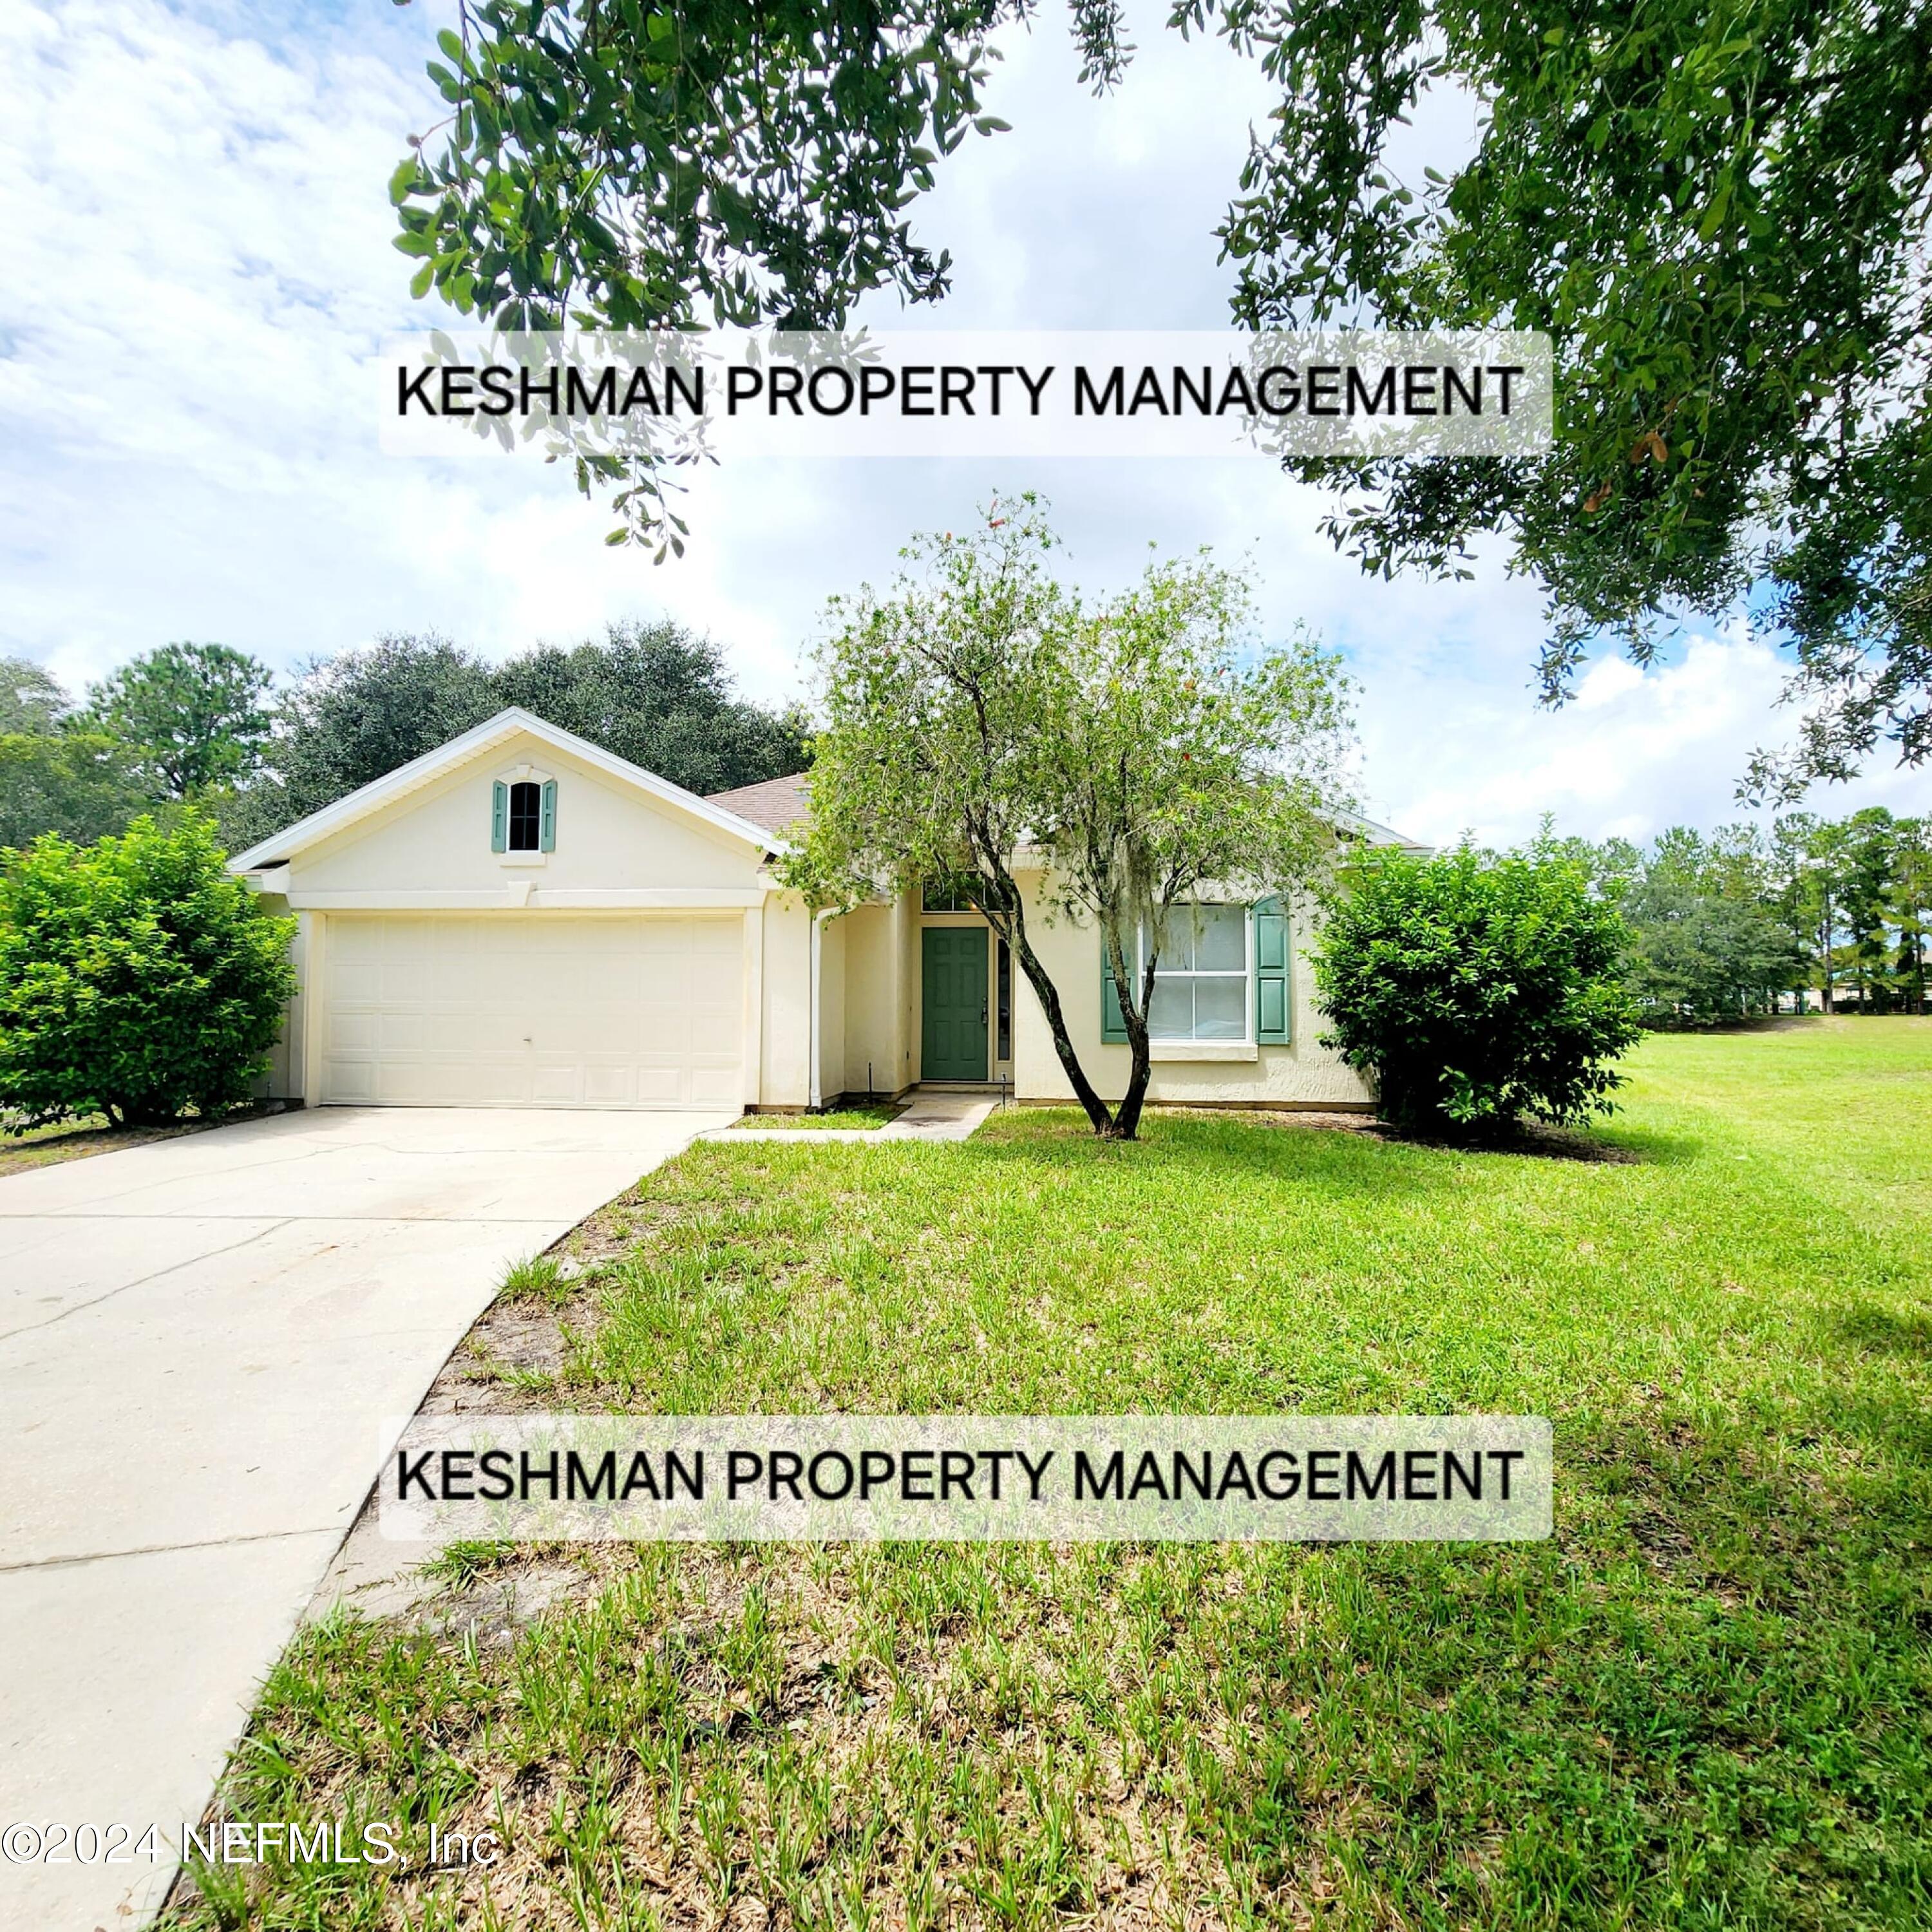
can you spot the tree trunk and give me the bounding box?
[1112,1030,1154,1139]
[1007,922,1114,1135]
[1108,936,1159,1140]
[969,862,1115,1135]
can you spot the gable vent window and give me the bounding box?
[492,777,557,854]
[507,781,541,850]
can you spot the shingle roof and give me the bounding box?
[703,773,1429,854]
[705,772,812,836]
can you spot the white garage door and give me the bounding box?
[319,915,744,1108]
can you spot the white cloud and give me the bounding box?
[1359,628,1932,848]
[2,0,1928,842]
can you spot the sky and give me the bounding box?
[4,0,1928,848]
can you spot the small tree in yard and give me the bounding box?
[1312,842,1642,1135]
[784,498,1354,1140]
[0,814,296,1131]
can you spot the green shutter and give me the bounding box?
[1101,934,1128,1043]
[490,781,507,853]
[1255,897,1291,1044]
[540,779,557,852]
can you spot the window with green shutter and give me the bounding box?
[539,779,557,852]
[1099,901,1291,1045]
[490,781,508,852]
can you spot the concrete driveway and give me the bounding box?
[0,1104,730,1930]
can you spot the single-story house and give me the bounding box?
[229,707,1422,1113]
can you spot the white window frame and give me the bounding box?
[1139,902,1253,1045]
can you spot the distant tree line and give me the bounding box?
[0,625,810,856]
[1560,812,1931,1025]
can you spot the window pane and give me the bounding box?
[1195,905,1246,971]
[997,940,1012,1061]
[1148,977,1193,1039]
[507,781,541,852]
[1148,913,1192,972]
[1194,977,1247,1039]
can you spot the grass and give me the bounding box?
[164,1019,1932,1930]
[0,1099,298,1177]
[732,1103,905,1131]
[0,1113,206,1176]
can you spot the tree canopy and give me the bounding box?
[390,0,1088,333]
[1,628,804,857]
[392,0,1932,788]
[1200,0,1932,796]
[0,732,152,854]
[1561,807,1931,1019]
[0,656,68,737]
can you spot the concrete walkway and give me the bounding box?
[717,1090,1002,1144]
[0,1104,729,1931]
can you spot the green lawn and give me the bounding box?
[0,1114,204,1176]
[731,1102,904,1131]
[169,1021,1931,1930]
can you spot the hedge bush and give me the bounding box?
[1311,842,1642,1133]
[0,813,296,1130]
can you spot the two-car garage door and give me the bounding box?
[319,915,744,1108]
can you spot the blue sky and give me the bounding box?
[5,0,1928,847]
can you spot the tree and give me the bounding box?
[240,625,808,846]
[0,656,69,735]
[388,1,1108,335]
[1886,819,1931,1014]
[0,732,151,851]
[1617,826,1804,1025]
[491,622,810,799]
[82,643,274,799]
[782,498,1352,1139]
[1837,809,1905,1010]
[1311,840,1642,1134]
[0,659,148,848]
[261,634,500,831]
[0,814,296,1131]
[388,0,1116,545]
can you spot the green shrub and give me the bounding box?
[1311,842,1642,1133]
[0,813,296,1131]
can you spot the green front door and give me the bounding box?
[922,927,989,1081]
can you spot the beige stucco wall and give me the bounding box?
[815,914,846,1107]
[837,900,909,1098]
[247,891,303,1100]
[281,731,769,905]
[1010,873,1372,1108]
[758,891,812,1108]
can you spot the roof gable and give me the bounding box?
[229,708,782,872]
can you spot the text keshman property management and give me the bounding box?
[379,1414,1554,1543]
[379,329,1554,460]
